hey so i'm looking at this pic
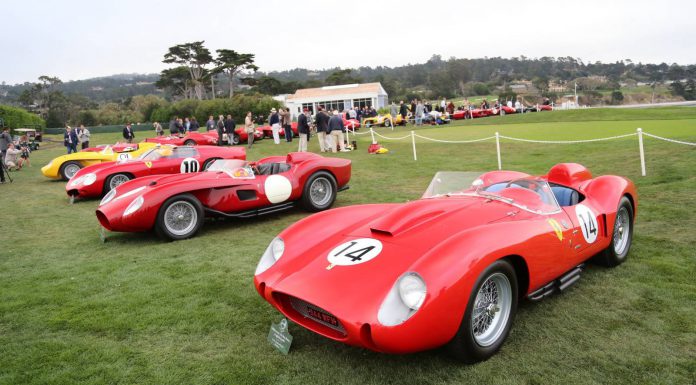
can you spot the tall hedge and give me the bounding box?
[149,94,283,123]
[0,105,45,129]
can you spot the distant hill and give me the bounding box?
[0,73,162,104]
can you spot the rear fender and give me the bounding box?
[582,175,638,218]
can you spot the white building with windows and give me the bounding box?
[284,82,388,117]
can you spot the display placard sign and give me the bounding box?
[267,318,293,355]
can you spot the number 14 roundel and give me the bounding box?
[575,204,598,244]
[326,238,383,270]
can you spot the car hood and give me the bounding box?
[266,197,515,317]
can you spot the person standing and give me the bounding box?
[269,108,281,145]
[399,101,408,119]
[328,110,348,152]
[206,115,216,131]
[224,115,235,144]
[390,102,397,119]
[244,111,255,149]
[154,121,163,136]
[415,100,425,126]
[297,108,310,152]
[169,117,178,135]
[122,123,135,143]
[78,124,90,149]
[348,106,357,120]
[64,126,78,153]
[216,115,226,146]
[0,127,12,183]
[314,106,330,152]
[175,118,184,136]
[190,117,200,131]
[281,107,292,142]
[184,117,191,132]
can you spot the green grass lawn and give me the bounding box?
[1,108,695,385]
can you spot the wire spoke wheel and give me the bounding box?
[471,272,512,347]
[163,201,198,236]
[108,174,130,190]
[613,207,630,255]
[64,164,81,179]
[309,177,332,207]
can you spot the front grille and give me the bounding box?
[287,295,346,335]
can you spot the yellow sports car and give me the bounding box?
[362,113,409,128]
[41,142,158,180]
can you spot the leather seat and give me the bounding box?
[551,186,579,206]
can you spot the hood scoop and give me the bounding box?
[369,199,468,237]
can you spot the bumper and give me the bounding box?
[254,277,451,354]
[95,206,157,233]
[41,165,60,179]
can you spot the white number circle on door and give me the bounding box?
[180,157,200,173]
[575,204,598,244]
[326,238,383,270]
[118,153,131,161]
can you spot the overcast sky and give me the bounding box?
[2,0,694,84]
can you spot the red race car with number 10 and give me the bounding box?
[67,145,246,199]
[254,163,637,362]
[96,152,351,240]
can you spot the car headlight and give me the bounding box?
[69,175,85,187]
[82,173,97,186]
[123,196,144,216]
[398,273,427,310]
[100,188,117,206]
[255,237,284,275]
[377,272,427,326]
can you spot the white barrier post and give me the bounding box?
[495,132,502,170]
[370,128,376,144]
[637,128,646,176]
[411,130,417,161]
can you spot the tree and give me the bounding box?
[325,69,361,86]
[610,90,624,105]
[214,49,259,98]
[156,66,193,99]
[163,41,213,100]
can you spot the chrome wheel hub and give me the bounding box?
[164,201,197,236]
[471,272,512,347]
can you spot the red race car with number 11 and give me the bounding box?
[96,152,351,240]
[254,163,637,362]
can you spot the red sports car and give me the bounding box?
[96,152,351,240]
[261,123,299,139]
[145,128,263,146]
[254,163,636,362]
[67,145,246,199]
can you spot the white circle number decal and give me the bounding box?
[326,238,382,270]
[180,157,200,173]
[118,153,131,161]
[264,174,292,203]
[575,204,598,244]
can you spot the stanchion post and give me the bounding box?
[495,132,502,170]
[411,130,417,161]
[370,128,376,144]
[637,128,646,176]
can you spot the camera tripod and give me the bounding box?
[1,157,13,183]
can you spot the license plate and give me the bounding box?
[306,306,339,327]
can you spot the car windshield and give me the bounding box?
[138,148,164,161]
[423,171,561,214]
[206,159,255,179]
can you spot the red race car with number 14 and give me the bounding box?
[254,163,636,362]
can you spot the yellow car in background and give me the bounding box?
[41,142,158,180]
[362,113,409,128]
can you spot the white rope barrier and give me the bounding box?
[499,132,637,144]
[642,132,696,146]
[358,126,692,176]
[413,133,496,143]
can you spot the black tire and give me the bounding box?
[447,259,518,363]
[155,194,205,241]
[184,139,196,146]
[595,196,634,267]
[105,173,132,192]
[301,171,337,212]
[202,157,220,171]
[60,161,82,180]
[383,120,391,127]
[231,134,240,145]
